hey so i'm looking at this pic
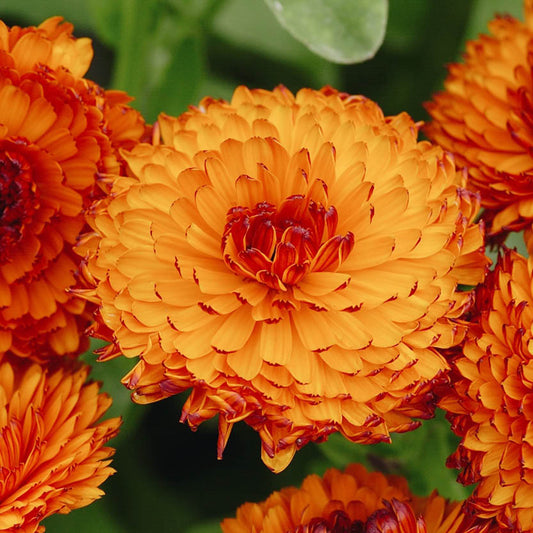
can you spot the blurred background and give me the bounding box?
[0,1,523,531]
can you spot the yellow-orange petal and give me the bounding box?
[425,2,533,237]
[439,248,533,532]
[79,85,489,470]
[0,355,120,532]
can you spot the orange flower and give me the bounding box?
[439,249,533,532]
[220,463,494,533]
[0,16,93,77]
[0,17,147,360]
[425,1,533,237]
[0,355,120,533]
[79,85,488,471]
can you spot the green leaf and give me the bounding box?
[263,0,388,64]
[463,0,522,42]
[185,520,223,533]
[81,340,146,445]
[212,0,341,88]
[42,498,129,533]
[88,0,123,47]
[145,31,205,121]
[0,0,93,30]
[316,410,472,500]
[113,0,157,97]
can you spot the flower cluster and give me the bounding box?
[6,1,533,531]
[0,17,141,531]
[425,2,533,531]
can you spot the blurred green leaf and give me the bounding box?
[314,433,368,471]
[81,340,146,444]
[0,0,93,29]
[263,0,388,64]
[211,0,341,90]
[144,19,205,120]
[213,0,317,64]
[316,410,472,500]
[384,0,430,53]
[90,0,208,119]
[109,0,159,99]
[88,0,123,47]
[463,0,522,42]
[185,520,222,533]
[43,496,129,533]
[506,230,528,256]
[169,0,225,22]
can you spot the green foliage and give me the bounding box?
[264,0,388,63]
[313,410,472,500]
[464,0,522,40]
[1,0,93,28]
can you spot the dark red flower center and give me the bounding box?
[222,195,354,290]
[295,510,361,533]
[0,147,39,263]
[292,501,424,533]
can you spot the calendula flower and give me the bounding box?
[79,85,487,471]
[439,249,533,532]
[425,1,533,237]
[0,355,120,533]
[0,17,147,360]
[220,463,494,533]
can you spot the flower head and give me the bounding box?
[0,17,147,360]
[0,355,120,533]
[220,463,494,533]
[439,248,533,532]
[0,16,93,77]
[425,1,533,237]
[79,85,487,471]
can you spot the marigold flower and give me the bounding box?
[0,355,120,533]
[439,249,533,532]
[79,85,488,471]
[220,463,494,533]
[0,17,147,360]
[425,1,533,237]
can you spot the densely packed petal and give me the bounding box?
[439,248,533,532]
[0,17,148,360]
[425,1,533,237]
[220,463,495,533]
[0,355,120,533]
[79,85,488,471]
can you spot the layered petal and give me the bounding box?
[439,248,533,532]
[0,17,148,360]
[0,355,120,533]
[425,1,533,237]
[80,85,489,470]
[220,463,496,533]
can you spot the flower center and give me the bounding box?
[222,195,354,290]
[0,147,38,263]
[295,511,363,533]
[292,502,422,533]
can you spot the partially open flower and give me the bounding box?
[0,355,120,533]
[220,463,495,533]
[0,16,93,77]
[425,1,533,237]
[0,17,147,360]
[79,85,488,471]
[439,249,533,532]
